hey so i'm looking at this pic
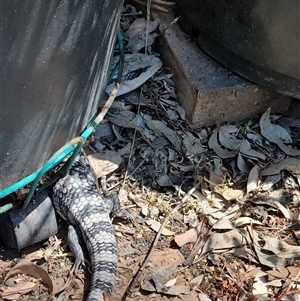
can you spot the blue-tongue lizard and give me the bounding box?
[52,54,161,300]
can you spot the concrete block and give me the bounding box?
[153,12,292,128]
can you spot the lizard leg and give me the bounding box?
[106,194,131,218]
[67,224,85,275]
[106,194,146,224]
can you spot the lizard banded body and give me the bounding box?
[51,53,161,300]
[52,151,124,301]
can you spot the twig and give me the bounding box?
[145,0,151,52]
[151,0,176,6]
[131,0,176,7]
[123,183,200,298]
[122,11,143,17]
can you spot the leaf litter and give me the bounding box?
[1,1,300,301]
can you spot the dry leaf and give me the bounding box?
[166,284,189,296]
[142,263,180,293]
[3,262,54,299]
[88,151,121,178]
[260,158,300,176]
[218,126,243,151]
[279,116,300,128]
[272,124,292,144]
[208,130,236,159]
[247,165,259,193]
[201,229,250,255]
[239,140,251,153]
[141,204,149,216]
[243,267,266,279]
[240,147,266,160]
[124,18,158,41]
[145,119,182,152]
[260,108,300,156]
[217,189,244,201]
[190,275,204,285]
[260,174,282,191]
[1,282,37,300]
[265,266,299,280]
[262,236,300,258]
[237,153,250,173]
[252,275,268,300]
[198,292,213,301]
[235,217,262,227]
[156,175,173,187]
[248,198,297,220]
[105,110,139,129]
[252,245,285,268]
[174,227,200,247]
[164,276,177,287]
[266,279,283,287]
[211,218,234,230]
[182,132,205,156]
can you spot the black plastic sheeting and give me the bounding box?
[0,1,123,190]
[176,0,300,99]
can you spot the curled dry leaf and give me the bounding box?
[218,126,243,151]
[260,157,300,176]
[174,227,200,247]
[235,217,262,227]
[2,262,54,298]
[208,130,236,159]
[260,108,300,156]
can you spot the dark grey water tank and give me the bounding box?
[176,0,300,98]
[0,0,123,190]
